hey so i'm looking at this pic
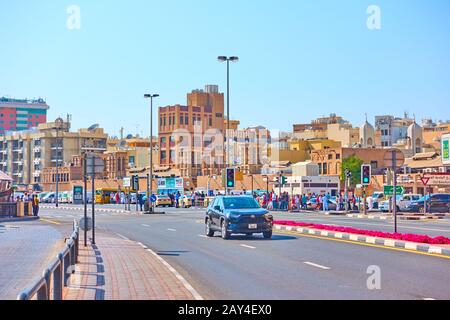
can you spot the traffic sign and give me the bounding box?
[384,185,405,196]
[123,177,131,188]
[150,194,157,203]
[420,177,430,186]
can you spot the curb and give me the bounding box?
[274,224,450,257]
[346,214,392,220]
[40,205,139,215]
[0,216,40,223]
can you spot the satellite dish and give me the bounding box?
[88,124,99,131]
[119,140,127,147]
[126,134,133,139]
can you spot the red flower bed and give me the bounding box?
[274,221,450,245]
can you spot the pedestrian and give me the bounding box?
[33,194,40,216]
[323,193,330,211]
[175,191,181,208]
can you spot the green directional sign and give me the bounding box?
[384,186,405,196]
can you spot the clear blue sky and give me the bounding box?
[1,0,449,137]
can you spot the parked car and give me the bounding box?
[42,192,56,203]
[406,194,450,213]
[178,195,193,208]
[369,192,385,209]
[205,196,273,239]
[379,194,422,212]
[306,197,338,211]
[155,195,172,207]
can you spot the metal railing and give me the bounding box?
[17,221,80,300]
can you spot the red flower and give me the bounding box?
[273,221,450,245]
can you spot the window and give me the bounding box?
[216,113,222,118]
[371,161,378,169]
[336,154,341,160]
[164,117,166,126]
[180,114,184,125]
[169,116,172,125]
[172,115,176,125]
[322,163,328,175]
[160,137,166,145]
[209,116,212,127]
[160,151,167,159]
[160,117,163,127]
[170,150,175,161]
[328,154,333,160]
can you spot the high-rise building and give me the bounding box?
[158,85,225,177]
[0,97,49,135]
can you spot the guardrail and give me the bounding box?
[17,220,80,300]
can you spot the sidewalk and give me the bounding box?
[0,221,66,299]
[63,231,201,300]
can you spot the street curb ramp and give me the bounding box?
[274,225,450,257]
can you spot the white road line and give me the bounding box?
[423,298,436,300]
[240,244,256,249]
[198,235,207,238]
[168,228,177,232]
[304,261,331,270]
[141,224,150,227]
[145,248,203,300]
[115,233,130,241]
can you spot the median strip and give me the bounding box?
[273,223,450,258]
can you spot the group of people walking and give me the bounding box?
[255,191,360,212]
[12,192,40,216]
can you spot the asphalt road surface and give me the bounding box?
[38,205,450,300]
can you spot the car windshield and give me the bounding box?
[223,197,260,209]
[417,195,430,202]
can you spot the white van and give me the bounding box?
[379,194,422,212]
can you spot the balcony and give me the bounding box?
[51,145,63,150]
[33,171,41,177]
[81,145,106,152]
[34,158,41,165]
[13,172,23,178]
[33,146,41,152]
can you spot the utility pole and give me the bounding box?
[83,153,87,247]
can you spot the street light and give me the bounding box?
[217,55,239,172]
[54,118,64,208]
[144,94,159,213]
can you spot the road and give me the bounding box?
[38,205,450,300]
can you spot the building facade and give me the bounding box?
[158,85,225,177]
[0,97,49,135]
[0,120,107,185]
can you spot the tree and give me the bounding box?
[341,155,364,186]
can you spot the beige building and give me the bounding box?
[0,120,107,185]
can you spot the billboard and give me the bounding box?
[442,133,450,165]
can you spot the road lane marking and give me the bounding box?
[40,218,61,225]
[198,235,208,238]
[423,298,436,300]
[141,224,150,227]
[168,228,177,232]
[304,261,331,270]
[115,233,130,241]
[145,248,203,300]
[240,244,256,249]
[274,230,450,260]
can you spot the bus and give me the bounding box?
[95,188,119,204]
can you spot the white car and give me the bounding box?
[379,194,422,212]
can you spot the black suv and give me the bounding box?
[205,196,273,240]
[407,194,450,213]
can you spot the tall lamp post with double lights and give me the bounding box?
[144,94,159,213]
[217,56,239,170]
[54,118,64,208]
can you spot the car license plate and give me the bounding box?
[248,224,257,229]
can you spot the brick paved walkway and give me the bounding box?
[63,231,201,300]
[0,222,66,300]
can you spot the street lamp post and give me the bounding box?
[218,56,239,186]
[144,94,159,213]
[54,118,64,208]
